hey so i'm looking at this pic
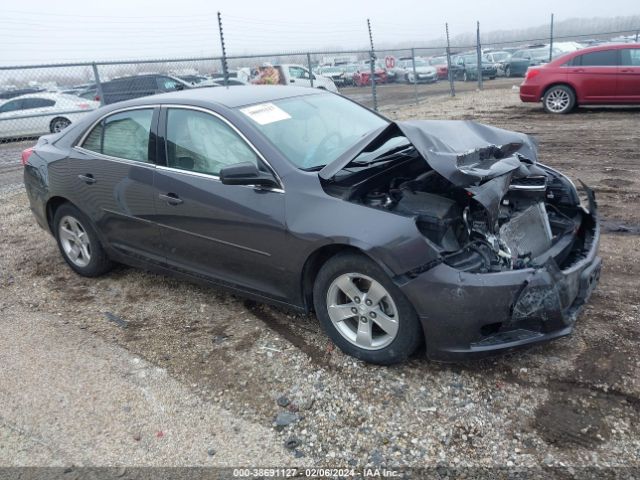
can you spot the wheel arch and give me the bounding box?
[301,244,387,313]
[45,196,74,233]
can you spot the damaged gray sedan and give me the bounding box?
[23,86,601,364]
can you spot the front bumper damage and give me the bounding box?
[399,187,601,361]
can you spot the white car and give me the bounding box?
[0,92,99,139]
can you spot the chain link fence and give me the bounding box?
[1,27,639,144]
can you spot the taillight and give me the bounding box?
[21,147,34,166]
[77,102,90,109]
[526,69,541,80]
[94,95,101,101]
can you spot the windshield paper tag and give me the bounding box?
[240,103,291,125]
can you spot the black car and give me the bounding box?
[22,86,601,364]
[452,54,498,81]
[98,74,192,105]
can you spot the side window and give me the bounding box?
[580,50,618,66]
[22,98,55,109]
[0,100,22,113]
[289,67,308,79]
[81,109,153,162]
[621,49,640,66]
[166,108,259,176]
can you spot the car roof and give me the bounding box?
[115,85,325,109]
[1,92,67,101]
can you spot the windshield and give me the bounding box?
[239,93,388,170]
[429,57,446,65]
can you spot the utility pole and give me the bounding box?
[476,21,483,90]
[445,23,455,97]
[549,13,554,62]
[217,11,229,86]
[367,18,378,111]
[411,47,418,104]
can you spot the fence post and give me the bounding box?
[307,53,314,88]
[476,21,483,91]
[217,11,229,86]
[91,63,104,106]
[635,30,639,42]
[549,13,555,62]
[445,23,455,97]
[411,48,419,104]
[367,18,378,111]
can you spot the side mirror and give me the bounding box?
[220,162,279,188]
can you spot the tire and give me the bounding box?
[505,66,512,78]
[50,117,71,133]
[313,252,423,365]
[542,85,576,114]
[53,203,113,277]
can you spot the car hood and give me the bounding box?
[319,120,539,187]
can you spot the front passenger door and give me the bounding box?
[153,106,290,300]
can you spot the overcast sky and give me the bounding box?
[2,0,638,64]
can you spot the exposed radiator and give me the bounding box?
[499,202,553,258]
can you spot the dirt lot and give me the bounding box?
[0,84,639,471]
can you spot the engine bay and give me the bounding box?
[325,154,586,274]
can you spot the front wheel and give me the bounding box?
[53,203,113,277]
[463,71,469,82]
[543,85,576,114]
[505,66,512,78]
[313,252,423,365]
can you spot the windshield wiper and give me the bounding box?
[350,144,415,167]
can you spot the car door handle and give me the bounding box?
[620,69,633,73]
[78,174,96,184]
[573,68,585,73]
[159,193,183,205]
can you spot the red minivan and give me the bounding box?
[519,43,640,113]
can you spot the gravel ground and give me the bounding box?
[0,85,639,471]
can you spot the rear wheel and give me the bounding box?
[543,85,576,114]
[313,252,423,365]
[53,203,113,277]
[50,117,71,133]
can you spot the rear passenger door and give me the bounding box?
[618,48,640,101]
[568,49,618,101]
[71,107,163,262]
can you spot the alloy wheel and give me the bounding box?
[326,273,399,350]
[545,88,571,113]
[58,215,91,267]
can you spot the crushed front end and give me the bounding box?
[320,119,601,360]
